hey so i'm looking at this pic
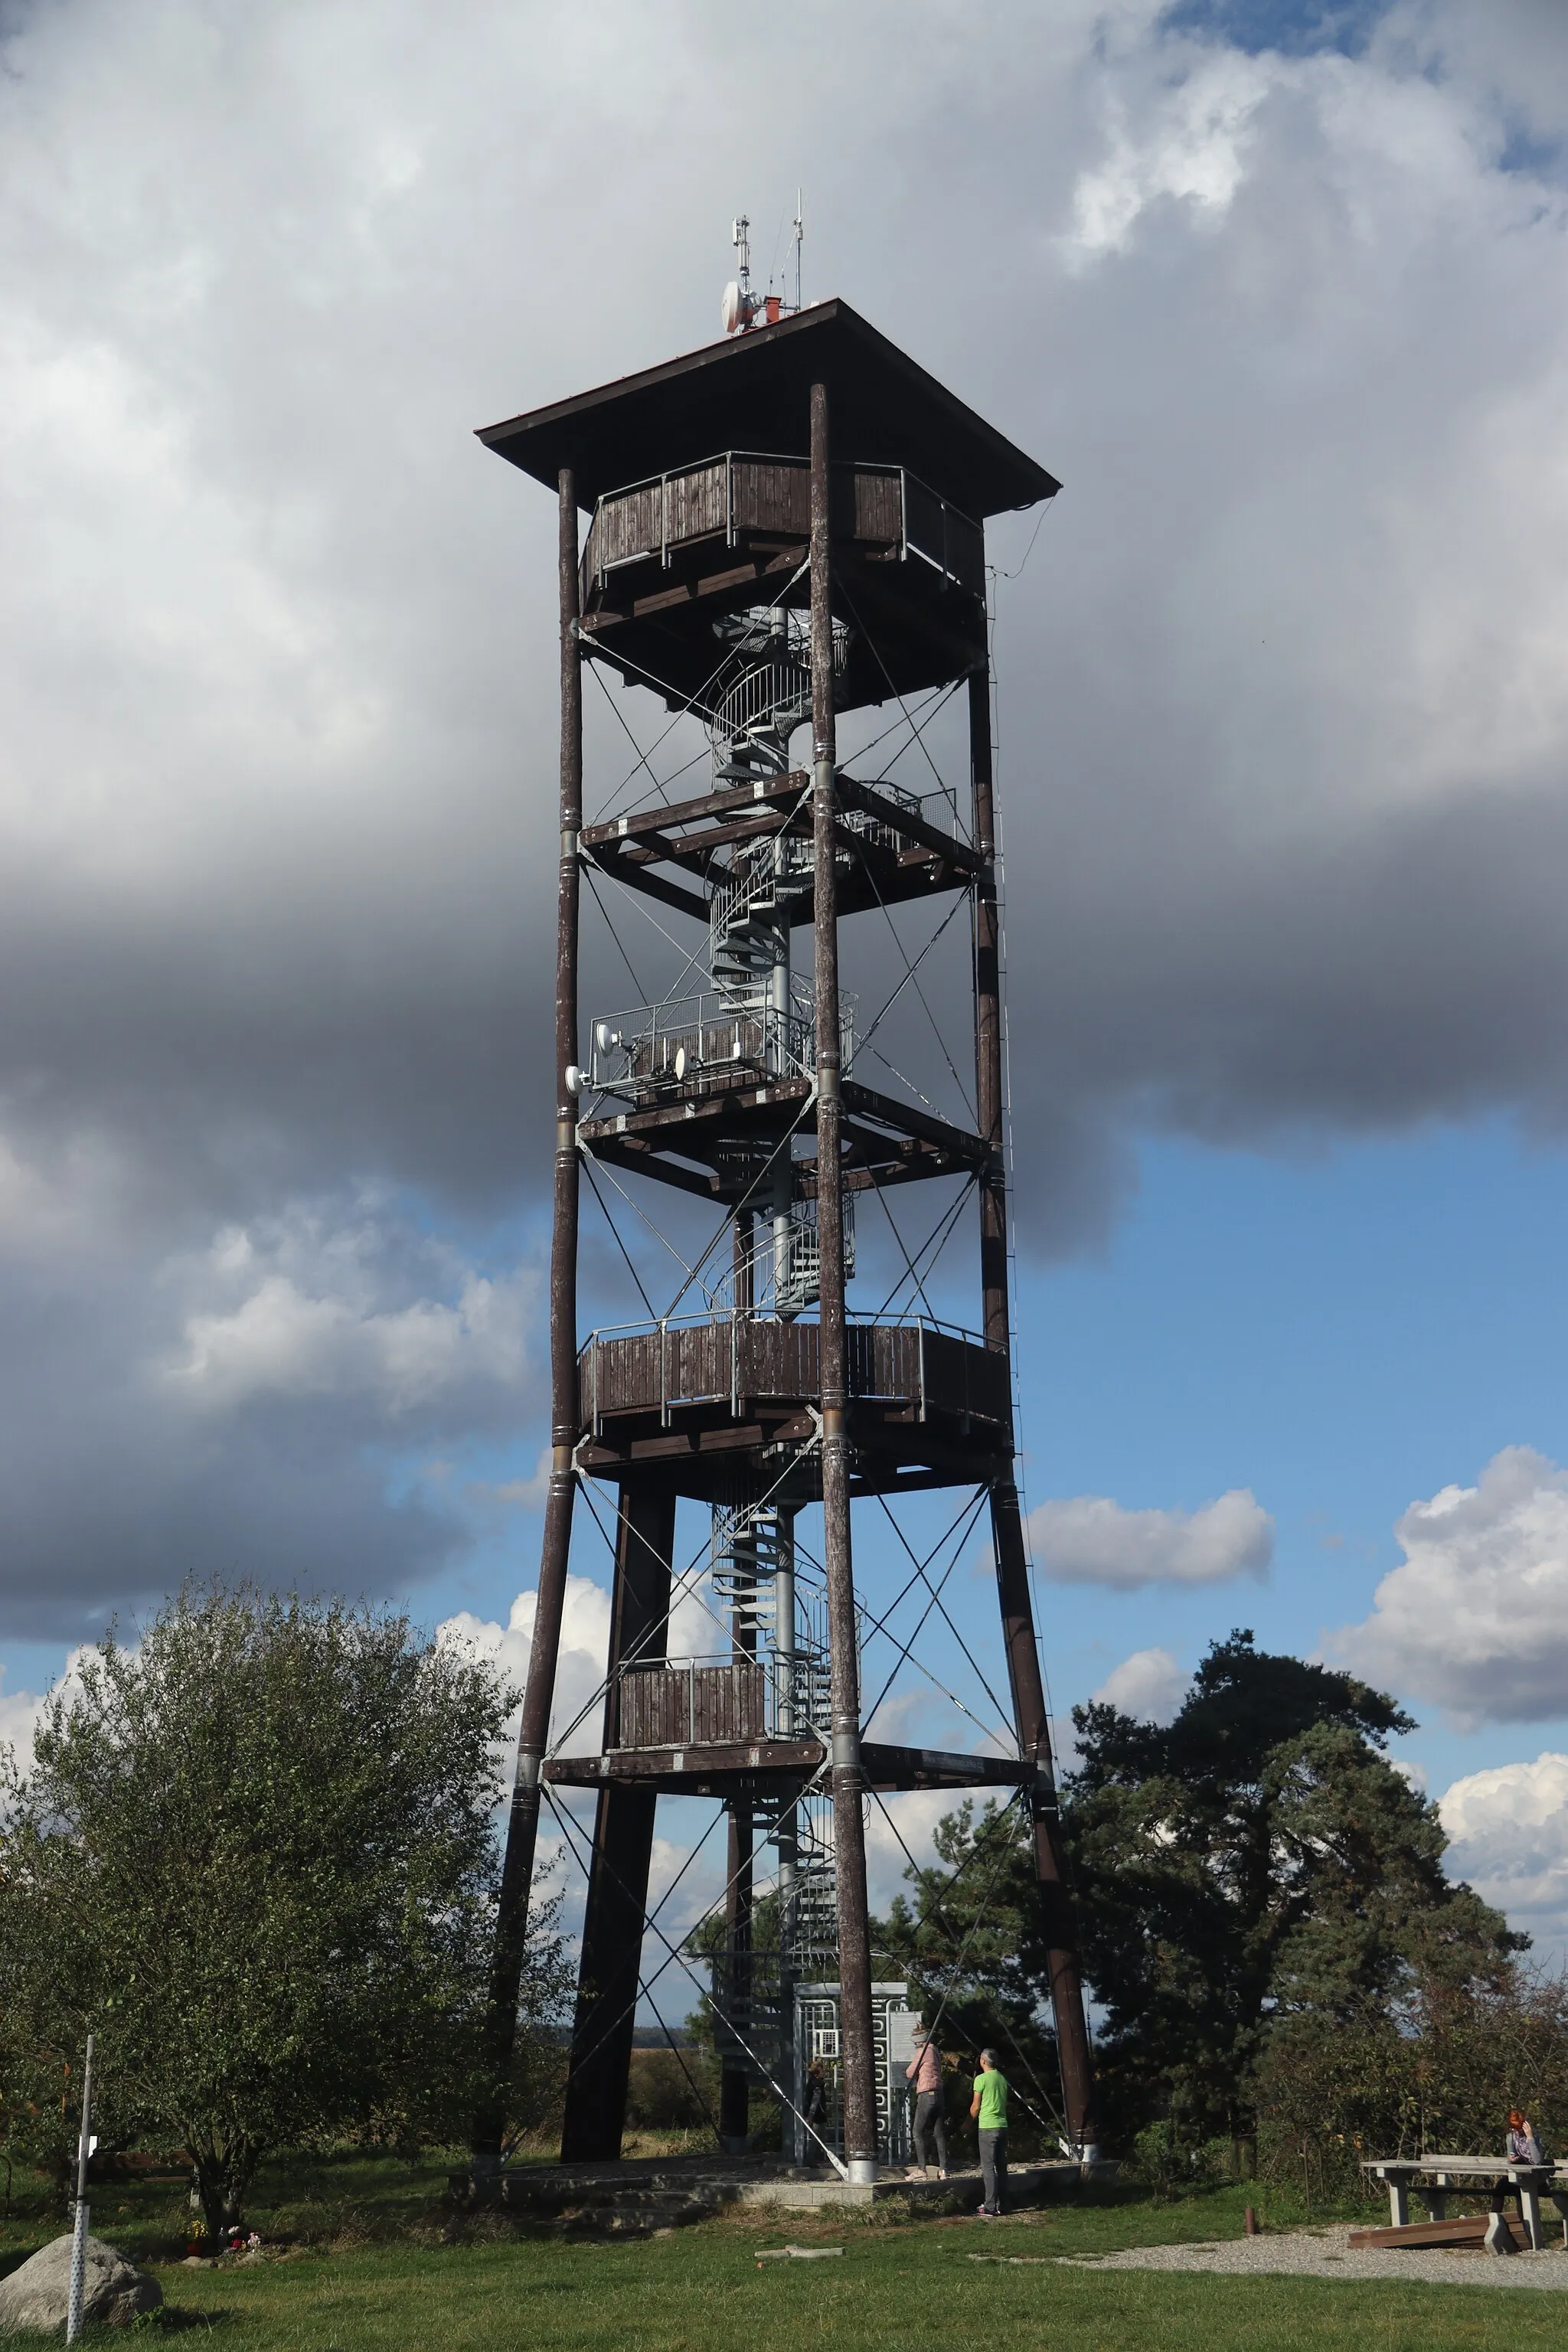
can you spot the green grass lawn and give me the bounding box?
[2,2164,1562,2349]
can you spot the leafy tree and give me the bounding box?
[876,1633,1521,2148]
[1066,1632,1519,2137]
[0,1584,568,2243]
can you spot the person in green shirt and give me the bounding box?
[969,2049,1009,2216]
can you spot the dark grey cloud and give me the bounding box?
[1,0,1566,1633]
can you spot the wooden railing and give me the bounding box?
[580,452,983,606]
[615,1658,768,1749]
[578,1315,1011,1436]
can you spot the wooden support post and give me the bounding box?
[969,666,1096,2151]
[560,1485,676,2161]
[718,1801,754,2150]
[474,467,583,2177]
[719,1504,756,2151]
[811,377,877,2185]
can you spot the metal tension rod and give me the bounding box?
[969,663,1096,2148]
[473,466,585,2177]
[811,377,878,2187]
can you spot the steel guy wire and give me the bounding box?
[871,1168,982,1320]
[583,861,653,1005]
[581,557,809,827]
[854,891,969,1065]
[537,1788,724,2138]
[842,826,976,1127]
[545,1429,826,1759]
[859,1486,997,1736]
[867,1784,1067,2136]
[871,1490,1014,1736]
[542,1781,849,2176]
[867,1180,941,1325]
[578,1138,699,1286]
[867,1048,941,1116]
[579,1152,658,1321]
[833,577,963,811]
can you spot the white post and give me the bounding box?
[65,2032,94,2347]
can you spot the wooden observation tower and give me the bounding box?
[474,289,1094,2184]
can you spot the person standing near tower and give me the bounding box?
[905,2027,949,2180]
[970,2049,1009,2217]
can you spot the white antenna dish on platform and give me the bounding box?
[721,280,743,335]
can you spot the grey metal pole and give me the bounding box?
[65,2033,93,2346]
[809,378,877,2184]
[968,665,1096,2147]
[475,465,583,2178]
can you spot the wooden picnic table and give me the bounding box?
[1362,2155,1564,2251]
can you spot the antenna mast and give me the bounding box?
[723,200,805,335]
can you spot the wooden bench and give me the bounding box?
[1350,2212,1532,2252]
[1362,2156,1564,2252]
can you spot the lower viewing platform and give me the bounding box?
[576,1313,1012,1500]
[545,1736,1032,1801]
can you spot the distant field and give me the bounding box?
[2,2164,1563,2350]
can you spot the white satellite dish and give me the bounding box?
[720,280,742,335]
[674,1044,688,1081]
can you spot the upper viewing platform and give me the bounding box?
[477,300,1060,710]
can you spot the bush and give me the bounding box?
[623,2050,713,2132]
[1253,1971,1568,2188]
[1129,2121,1224,2200]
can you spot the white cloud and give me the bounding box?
[165,1211,537,1415]
[1440,1751,1568,1963]
[1336,1446,1568,1723]
[439,1573,612,1761]
[1027,1488,1272,1589]
[0,1669,47,1776]
[1093,1645,1189,1723]
[0,1645,112,1779]
[1066,47,1276,263]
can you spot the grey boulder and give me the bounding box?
[0,2233,162,2334]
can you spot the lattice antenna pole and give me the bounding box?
[810,378,877,2184]
[968,666,1096,2148]
[474,467,583,2176]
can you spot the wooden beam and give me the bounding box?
[582,772,807,852]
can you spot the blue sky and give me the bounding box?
[1018,1119,1568,1783]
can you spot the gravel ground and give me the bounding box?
[1051,2222,1568,2292]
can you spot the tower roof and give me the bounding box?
[476,297,1059,519]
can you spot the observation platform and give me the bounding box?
[576,1315,1012,1500]
[570,448,985,709]
[580,769,981,928]
[546,1733,1031,1802]
[478,297,1059,712]
[578,1073,988,1204]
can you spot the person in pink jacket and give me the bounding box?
[905,2027,949,2179]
